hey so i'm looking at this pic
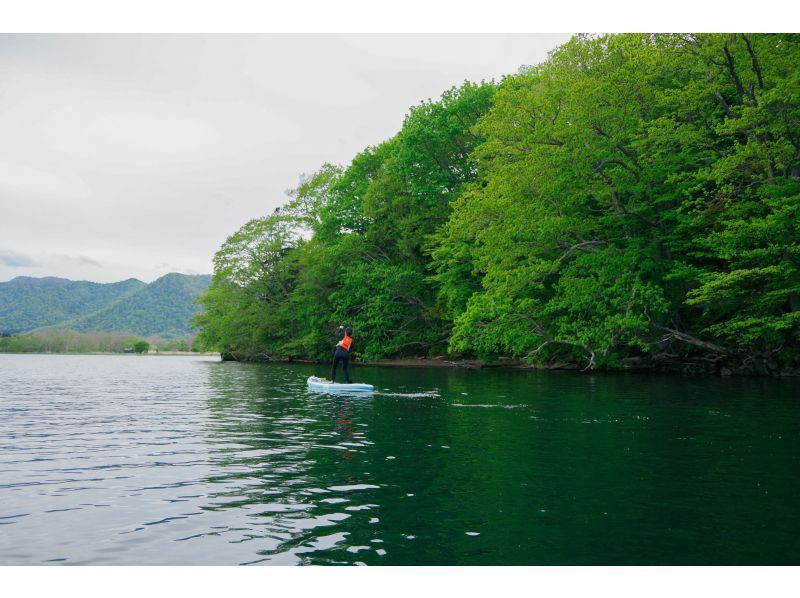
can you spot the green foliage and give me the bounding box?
[0,273,210,338]
[193,213,304,356]
[64,273,211,338]
[156,337,192,352]
[435,33,800,370]
[196,35,800,373]
[0,330,152,354]
[0,277,145,333]
[197,80,497,360]
[133,340,150,354]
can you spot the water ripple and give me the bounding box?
[1,354,799,565]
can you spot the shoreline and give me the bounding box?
[362,358,800,377]
[219,352,800,377]
[3,351,796,377]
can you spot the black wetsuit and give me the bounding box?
[330,333,352,383]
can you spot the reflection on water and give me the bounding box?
[0,354,799,565]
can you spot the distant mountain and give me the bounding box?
[0,276,146,334]
[63,273,212,338]
[0,273,211,338]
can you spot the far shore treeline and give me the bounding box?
[194,34,800,375]
[0,330,199,354]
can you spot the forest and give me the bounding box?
[194,34,800,375]
[0,330,153,354]
[0,273,210,339]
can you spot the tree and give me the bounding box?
[195,34,800,374]
[193,213,303,356]
[433,34,800,371]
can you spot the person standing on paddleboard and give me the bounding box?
[330,326,353,384]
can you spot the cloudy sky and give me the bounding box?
[0,34,571,283]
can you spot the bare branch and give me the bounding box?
[557,240,607,263]
[741,34,764,90]
[722,42,746,102]
[525,339,597,371]
[653,325,733,354]
[714,90,736,119]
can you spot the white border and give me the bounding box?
[4,566,800,598]
[2,1,797,33]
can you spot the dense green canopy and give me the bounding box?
[196,34,800,374]
[0,273,210,338]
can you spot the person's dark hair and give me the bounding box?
[345,326,352,336]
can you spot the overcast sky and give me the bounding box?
[0,33,571,283]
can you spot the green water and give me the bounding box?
[1,355,798,564]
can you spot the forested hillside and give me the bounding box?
[0,276,145,333]
[65,273,211,338]
[195,34,800,375]
[0,273,210,338]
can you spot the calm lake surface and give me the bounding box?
[1,354,798,565]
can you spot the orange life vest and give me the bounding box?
[337,334,353,352]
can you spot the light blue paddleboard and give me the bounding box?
[307,376,374,393]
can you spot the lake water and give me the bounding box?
[1,353,798,565]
